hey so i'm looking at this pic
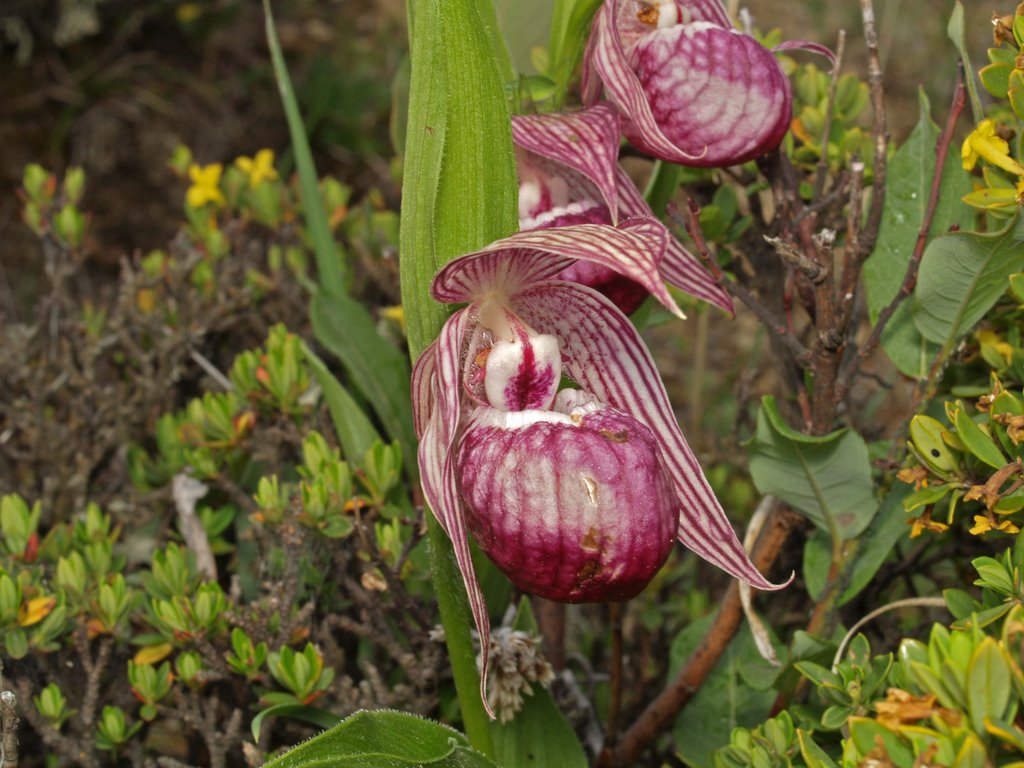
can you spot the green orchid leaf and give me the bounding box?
[251,704,342,743]
[399,0,518,755]
[263,0,345,296]
[302,345,381,463]
[311,292,416,477]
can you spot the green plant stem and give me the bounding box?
[643,160,682,220]
[400,0,517,756]
[427,517,495,757]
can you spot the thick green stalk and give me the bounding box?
[399,0,518,755]
[643,160,683,220]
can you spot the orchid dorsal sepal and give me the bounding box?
[432,218,684,319]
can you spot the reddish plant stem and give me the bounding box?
[532,597,566,670]
[598,506,802,768]
[835,67,967,400]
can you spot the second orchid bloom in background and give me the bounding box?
[512,103,732,312]
[583,0,830,167]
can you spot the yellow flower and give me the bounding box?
[17,595,56,627]
[235,149,278,187]
[977,329,1014,364]
[380,305,406,333]
[176,2,202,23]
[961,120,1024,176]
[907,509,949,538]
[186,163,226,208]
[969,514,1020,535]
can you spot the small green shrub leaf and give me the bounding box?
[966,638,1012,733]
[952,405,1007,470]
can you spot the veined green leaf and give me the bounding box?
[913,214,1024,346]
[747,396,878,541]
[862,90,971,378]
[262,710,498,767]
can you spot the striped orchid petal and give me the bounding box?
[512,106,732,314]
[612,166,733,313]
[511,282,789,590]
[411,339,437,439]
[587,0,800,167]
[513,104,622,225]
[415,309,496,718]
[432,219,682,319]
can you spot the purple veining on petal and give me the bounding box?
[613,166,732,313]
[557,260,650,315]
[483,312,561,412]
[415,309,496,718]
[589,0,803,168]
[626,23,791,166]
[590,0,709,163]
[432,221,682,318]
[774,39,837,66]
[510,281,790,590]
[457,396,677,602]
[411,339,437,439]
[513,105,622,224]
[523,199,612,231]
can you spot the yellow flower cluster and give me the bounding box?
[184,150,279,210]
[961,119,1024,210]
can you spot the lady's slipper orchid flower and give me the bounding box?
[513,103,731,313]
[583,0,830,167]
[412,219,788,715]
